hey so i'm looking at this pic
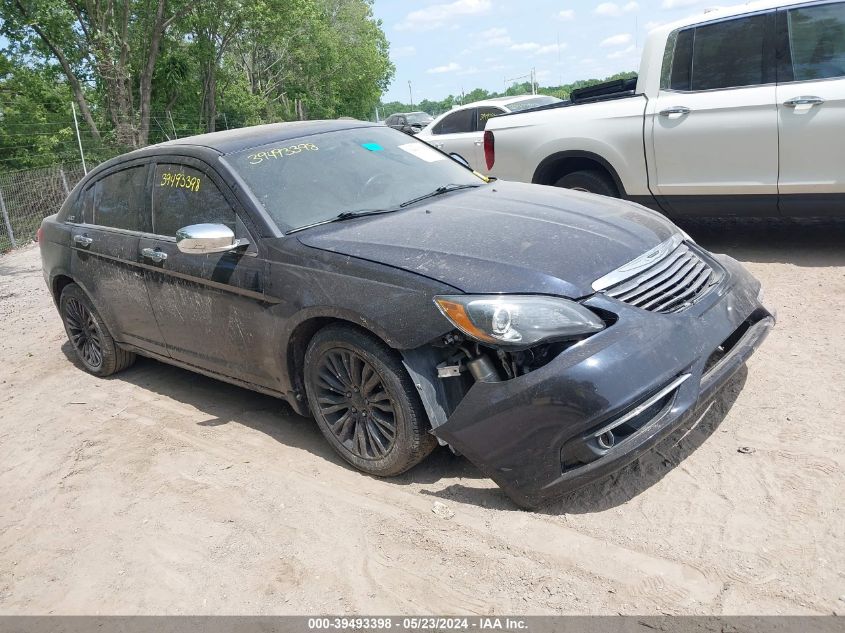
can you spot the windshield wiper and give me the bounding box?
[398,183,481,208]
[286,208,398,234]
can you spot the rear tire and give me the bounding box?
[303,324,436,477]
[59,283,135,377]
[555,170,618,197]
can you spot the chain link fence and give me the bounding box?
[0,163,88,254]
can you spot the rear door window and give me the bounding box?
[93,166,151,232]
[152,163,236,237]
[786,2,845,81]
[664,14,771,91]
[433,108,476,134]
[691,14,769,90]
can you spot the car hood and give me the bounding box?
[296,181,678,297]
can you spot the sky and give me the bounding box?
[371,0,711,103]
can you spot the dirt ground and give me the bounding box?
[0,218,843,615]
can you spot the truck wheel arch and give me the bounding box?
[532,151,626,197]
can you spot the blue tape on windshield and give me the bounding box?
[361,142,383,151]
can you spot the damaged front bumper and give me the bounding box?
[431,253,774,508]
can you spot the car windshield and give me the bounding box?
[225,126,485,232]
[506,96,562,112]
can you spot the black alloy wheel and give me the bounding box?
[64,296,104,370]
[303,324,436,477]
[59,283,135,377]
[314,348,397,460]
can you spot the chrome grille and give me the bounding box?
[599,242,718,314]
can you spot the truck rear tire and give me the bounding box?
[555,170,618,198]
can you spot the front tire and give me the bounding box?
[60,283,135,377]
[555,169,619,197]
[303,324,436,476]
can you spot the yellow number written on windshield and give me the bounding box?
[248,143,319,165]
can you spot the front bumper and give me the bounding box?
[432,252,774,508]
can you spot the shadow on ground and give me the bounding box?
[61,342,482,488]
[674,217,845,267]
[62,339,747,515]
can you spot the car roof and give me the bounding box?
[154,119,378,154]
[437,94,553,114]
[418,94,556,134]
[75,119,383,185]
[647,0,821,39]
[479,95,549,106]
[391,111,432,117]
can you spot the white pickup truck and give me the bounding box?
[482,0,845,217]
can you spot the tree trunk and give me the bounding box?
[98,59,135,147]
[14,3,101,140]
[64,65,101,141]
[138,0,172,147]
[208,71,218,133]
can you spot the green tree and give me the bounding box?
[0,0,394,163]
[0,0,179,147]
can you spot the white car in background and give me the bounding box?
[483,0,845,217]
[417,95,561,171]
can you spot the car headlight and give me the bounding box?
[434,295,605,347]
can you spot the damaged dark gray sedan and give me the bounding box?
[39,120,774,507]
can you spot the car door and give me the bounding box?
[68,162,168,356]
[775,0,845,216]
[426,108,480,168]
[647,11,780,216]
[139,158,277,388]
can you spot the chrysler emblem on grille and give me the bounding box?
[591,234,684,292]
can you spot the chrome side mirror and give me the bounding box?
[175,223,243,255]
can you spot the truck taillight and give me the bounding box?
[483,130,495,170]
[36,227,43,243]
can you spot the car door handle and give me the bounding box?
[783,96,824,107]
[474,140,483,146]
[432,143,444,149]
[141,247,168,263]
[659,106,690,117]
[73,234,93,247]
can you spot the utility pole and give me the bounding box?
[71,102,87,175]
[0,187,15,249]
[531,67,537,95]
[505,72,533,95]
[408,80,414,108]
